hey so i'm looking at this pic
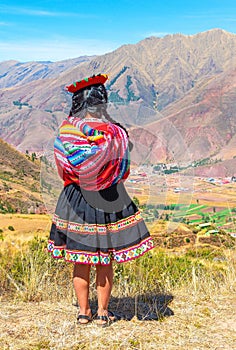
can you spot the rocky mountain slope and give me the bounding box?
[0,29,235,168]
[0,56,94,89]
[130,66,236,167]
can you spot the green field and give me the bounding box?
[141,203,236,233]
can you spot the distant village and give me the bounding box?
[22,155,236,235]
[127,163,236,191]
[126,163,236,240]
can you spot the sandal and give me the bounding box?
[95,311,117,328]
[77,314,92,325]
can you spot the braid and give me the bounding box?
[103,109,129,137]
[102,108,116,124]
[103,108,133,150]
[69,82,133,149]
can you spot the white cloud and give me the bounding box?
[183,14,236,21]
[0,5,97,18]
[0,38,119,62]
[0,21,11,26]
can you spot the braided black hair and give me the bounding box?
[69,84,106,117]
[69,83,133,150]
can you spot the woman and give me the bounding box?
[48,73,154,326]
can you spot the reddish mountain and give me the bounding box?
[0,29,235,173]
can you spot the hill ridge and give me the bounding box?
[0,28,235,170]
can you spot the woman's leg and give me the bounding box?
[73,264,92,323]
[96,263,114,323]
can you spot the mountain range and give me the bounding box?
[0,28,235,175]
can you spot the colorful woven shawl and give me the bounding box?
[54,117,130,190]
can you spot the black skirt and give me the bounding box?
[48,182,154,265]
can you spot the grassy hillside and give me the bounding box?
[0,138,54,213]
[0,137,63,214]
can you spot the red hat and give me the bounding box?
[66,73,108,93]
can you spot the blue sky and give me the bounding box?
[0,0,236,62]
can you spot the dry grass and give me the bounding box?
[0,213,51,242]
[0,282,235,349]
[0,230,235,349]
[0,193,236,350]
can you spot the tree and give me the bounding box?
[153,209,159,218]
[31,152,37,162]
[132,196,140,207]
